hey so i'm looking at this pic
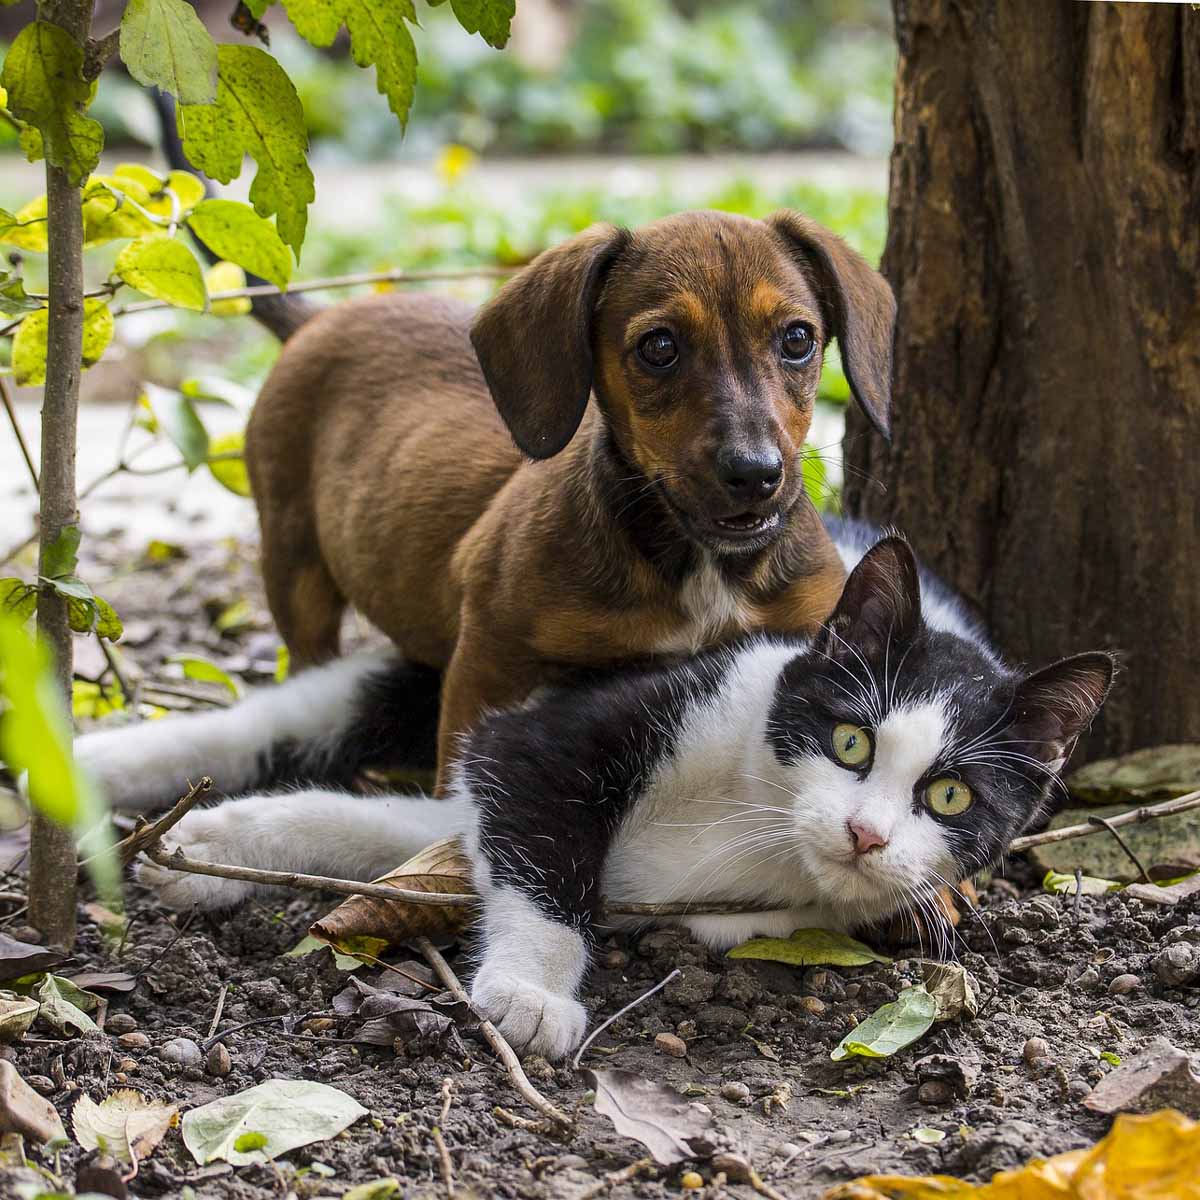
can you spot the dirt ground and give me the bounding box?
[4,526,1200,1199]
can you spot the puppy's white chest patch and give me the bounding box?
[658,557,752,654]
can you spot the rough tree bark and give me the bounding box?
[28,0,95,947]
[845,1,1200,760]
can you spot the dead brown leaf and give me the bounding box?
[0,1060,68,1144]
[72,1089,178,1165]
[310,836,475,951]
[583,1068,717,1166]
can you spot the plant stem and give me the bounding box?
[28,0,96,949]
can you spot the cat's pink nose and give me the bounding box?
[847,819,888,855]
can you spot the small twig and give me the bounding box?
[1007,789,1200,853]
[96,777,211,868]
[493,1106,548,1133]
[1073,867,1084,924]
[83,28,121,80]
[97,636,132,706]
[415,937,572,1130]
[1086,813,1152,883]
[201,1010,322,1053]
[572,968,681,1071]
[438,1076,454,1126]
[207,982,229,1040]
[0,376,38,492]
[578,1158,654,1200]
[110,264,519,316]
[432,1126,455,1199]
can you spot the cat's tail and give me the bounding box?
[75,652,440,812]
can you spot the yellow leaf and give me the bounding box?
[0,193,48,252]
[207,431,252,497]
[12,298,113,387]
[205,260,252,317]
[435,142,476,186]
[823,1110,1200,1199]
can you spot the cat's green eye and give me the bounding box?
[925,778,973,817]
[831,723,872,767]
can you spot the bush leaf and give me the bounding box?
[115,236,207,312]
[443,0,515,49]
[0,579,36,624]
[1044,869,1122,896]
[178,45,313,256]
[167,654,243,698]
[120,0,218,105]
[207,432,252,497]
[831,986,936,1062]
[728,928,891,968]
[0,22,103,185]
[181,1079,366,1165]
[12,299,113,386]
[187,199,292,291]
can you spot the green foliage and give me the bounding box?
[728,928,891,967]
[167,654,244,698]
[831,986,936,1062]
[0,579,37,624]
[146,384,210,470]
[120,0,218,105]
[12,298,113,386]
[0,267,40,315]
[0,22,103,185]
[187,198,293,291]
[115,235,208,311]
[178,45,315,257]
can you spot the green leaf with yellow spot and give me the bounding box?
[0,578,36,624]
[187,198,292,291]
[0,21,103,185]
[831,986,936,1062]
[204,261,253,316]
[167,654,243,698]
[1,194,48,252]
[120,0,218,105]
[12,300,114,386]
[116,235,207,311]
[208,431,253,497]
[178,45,313,256]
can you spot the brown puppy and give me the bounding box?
[245,210,895,782]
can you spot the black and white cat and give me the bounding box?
[76,526,1114,1060]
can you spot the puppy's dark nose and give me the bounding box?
[717,449,783,502]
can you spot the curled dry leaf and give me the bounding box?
[332,976,462,1046]
[72,1089,179,1165]
[0,993,39,1043]
[1084,1036,1200,1117]
[920,963,979,1022]
[583,1068,717,1166]
[310,836,475,952]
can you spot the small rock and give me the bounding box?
[1023,1037,1051,1067]
[696,1004,750,1031]
[798,996,826,1016]
[117,1059,137,1074]
[681,1171,704,1190]
[604,949,628,970]
[117,1032,150,1050]
[25,1075,55,1096]
[915,1054,978,1098]
[676,1020,698,1039]
[918,1081,954,1106]
[655,1033,687,1058]
[720,1081,750,1103]
[1108,974,1141,996]
[105,1014,137,1036]
[1067,1079,1092,1101]
[827,1130,853,1144]
[1153,942,1200,987]
[711,1153,753,1183]
[303,1018,336,1034]
[556,1155,589,1171]
[9,926,43,945]
[159,1037,202,1069]
[206,1043,232,1076]
[1075,967,1101,990]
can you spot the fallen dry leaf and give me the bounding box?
[0,1060,67,1144]
[823,1109,1200,1199]
[310,836,475,951]
[1084,1037,1200,1117]
[0,933,64,983]
[583,1068,717,1166]
[332,976,462,1046]
[65,971,137,995]
[0,993,39,1043]
[921,963,978,1022]
[73,1089,178,1165]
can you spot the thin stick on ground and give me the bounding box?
[207,982,229,1040]
[572,969,681,1070]
[578,1158,654,1200]
[432,1126,455,1199]
[415,936,573,1130]
[1007,788,1200,853]
[95,777,212,868]
[438,1076,454,1126]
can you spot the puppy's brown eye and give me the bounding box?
[637,329,678,369]
[781,321,816,364]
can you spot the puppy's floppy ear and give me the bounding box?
[767,209,896,440]
[1007,653,1116,770]
[470,223,630,460]
[816,536,921,664]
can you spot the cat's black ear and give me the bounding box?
[1008,652,1116,768]
[816,536,922,663]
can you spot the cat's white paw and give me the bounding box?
[470,968,588,1061]
[134,808,254,910]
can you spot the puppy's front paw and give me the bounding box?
[471,968,588,1061]
[134,808,252,911]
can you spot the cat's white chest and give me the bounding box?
[658,558,753,654]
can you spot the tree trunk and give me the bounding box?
[28,0,94,947]
[845,0,1200,761]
